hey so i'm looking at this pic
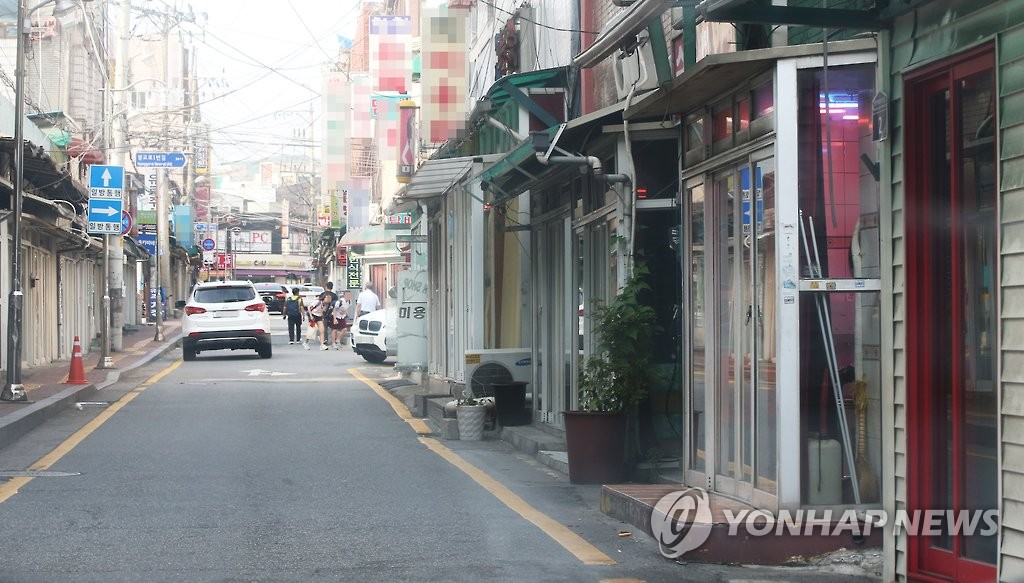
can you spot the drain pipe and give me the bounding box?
[535,152,632,183]
[486,116,527,142]
[623,79,639,276]
[536,151,602,173]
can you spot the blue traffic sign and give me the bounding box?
[137,233,157,255]
[88,165,124,190]
[135,152,186,168]
[88,198,124,234]
[201,238,215,251]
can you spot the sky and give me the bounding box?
[177,1,364,168]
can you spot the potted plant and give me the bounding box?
[456,391,487,441]
[564,264,660,484]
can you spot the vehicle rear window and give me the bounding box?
[195,286,257,303]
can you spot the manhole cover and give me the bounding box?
[0,470,80,478]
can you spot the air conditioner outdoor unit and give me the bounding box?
[613,31,659,100]
[463,348,532,397]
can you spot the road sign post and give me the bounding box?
[87,165,124,371]
[88,165,125,234]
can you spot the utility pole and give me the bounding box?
[152,7,170,342]
[110,0,130,351]
[106,0,131,355]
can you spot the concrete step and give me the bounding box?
[499,423,565,456]
[600,484,882,564]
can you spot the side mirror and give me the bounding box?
[175,300,186,309]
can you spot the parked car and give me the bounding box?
[177,280,273,361]
[253,282,289,313]
[349,307,397,363]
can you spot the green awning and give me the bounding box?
[477,102,628,201]
[484,67,571,128]
[477,138,551,199]
[339,225,400,246]
[485,67,570,110]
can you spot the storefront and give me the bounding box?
[627,39,883,511]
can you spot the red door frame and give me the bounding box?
[904,44,997,583]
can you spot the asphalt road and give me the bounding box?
[0,319,880,582]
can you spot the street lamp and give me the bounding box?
[3,0,87,401]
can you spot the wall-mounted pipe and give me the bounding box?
[486,116,528,142]
[535,152,604,174]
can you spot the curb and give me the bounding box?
[0,333,182,448]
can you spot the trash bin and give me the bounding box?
[491,381,529,426]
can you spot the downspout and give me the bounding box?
[535,151,632,182]
[485,116,527,142]
[623,79,639,277]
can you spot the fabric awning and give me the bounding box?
[68,137,105,165]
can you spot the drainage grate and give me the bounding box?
[0,470,80,478]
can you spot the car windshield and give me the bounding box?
[194,286,256,303]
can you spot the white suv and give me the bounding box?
[350,307,397,363]
[177,280,273,361]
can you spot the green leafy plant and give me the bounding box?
[578,263,661,413]
[457,389,481,407]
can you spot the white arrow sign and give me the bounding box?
[93,206,119,217]
[101,168,113,186]
[241,369,296,377]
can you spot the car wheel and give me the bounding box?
[182,342,197,362]
[362,352,387,364]
[258,344,273,359]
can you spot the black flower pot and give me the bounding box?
[562,410,627,484]
[492,381,529,426]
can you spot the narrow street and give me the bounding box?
[0,321,877,582]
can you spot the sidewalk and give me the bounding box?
[0,322,182,446]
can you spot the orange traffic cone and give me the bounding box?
[65,335,88,385]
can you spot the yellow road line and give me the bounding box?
[0,360,182,504]
[351,369,614,565]
[349,369,432,435]
[419,436,616,566]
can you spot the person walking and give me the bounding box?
[306,294,326,350]
[316,282,339,350]
[355,282,381,317]
[283,287,305,344]
[331,291,352,348]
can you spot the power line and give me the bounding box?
[477,0,601,35]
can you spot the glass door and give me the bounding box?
[905,48,997,582]
[685,178,708,483]
[702,151,777,506]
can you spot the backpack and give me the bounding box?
[285,296,302,318]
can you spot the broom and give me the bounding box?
[853,379,878,503]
